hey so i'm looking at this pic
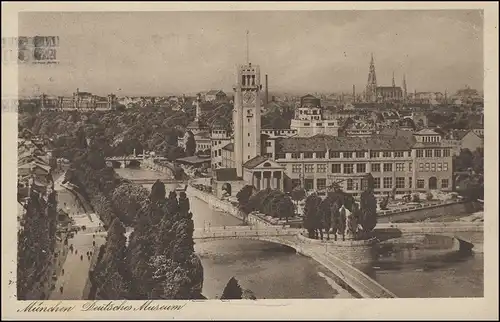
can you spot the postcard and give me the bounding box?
[2,2,498,320]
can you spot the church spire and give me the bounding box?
[392,71,396,87]
[365,53,378,102]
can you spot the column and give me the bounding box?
[264,171,271,189]
[274,172,281,191]
[252,172,255,187]
[256,172,261,190]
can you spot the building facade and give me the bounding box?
[205,90,227,102]
[272,129,453,195]
[290,94,340,137]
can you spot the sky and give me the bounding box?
[17,10,483,97]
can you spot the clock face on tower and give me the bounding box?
[243,91,256,105]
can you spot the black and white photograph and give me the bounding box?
[2,2,498,320]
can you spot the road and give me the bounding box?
[48,172,106,300]
[48,231,106,300]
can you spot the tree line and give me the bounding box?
[17,186,58,300]
[62,130,204,299]
[236,186,295,222]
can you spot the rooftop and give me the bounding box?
[222,143,234,152]
[175,155,211,165]
[206,90,225,96]
[276,134,415,153]
[214,168,239,181]
[415,129,441,136]
[243,155,269,169]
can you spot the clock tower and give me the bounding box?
[233,62,262,178]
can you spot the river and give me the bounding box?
[362,236,484,298]
[115,168,483,299]
[116,168,354,299]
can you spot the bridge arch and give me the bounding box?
[194,235,300,253]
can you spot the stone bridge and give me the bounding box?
[193,226,397,298]
[105,155,169,168]
[126,178,187,185]
[375,222,483,244]
[93,221,483,298]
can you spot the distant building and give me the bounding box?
[289,94,340,137]
[205,90,227,102]
[442,130,484,156]
[413,92,444,105]
[364,54,405,104]
[178,94,211,153]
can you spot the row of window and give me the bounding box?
[298,109,321,115]
[418,162,449,172]
[292,177,449,191]
[288,150,412,159]
[421,136,440,143]
[290,162,414,174]
[416,148,451,158]
[279,149,453,160]
[213,149,222,157]
[300,122,338,127]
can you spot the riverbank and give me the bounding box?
[49,176,105,300]
[116,167,484,299]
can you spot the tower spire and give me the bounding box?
[246,30,250,64]
[392,71,395,87]
[365,53,378,102]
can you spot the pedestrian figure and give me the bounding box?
[89,251,92,256]
[80,255,83,261]
[93,241,96,247]
[62,269,64,275]
[93,234,95,239]
[75,250,78,255]
[60,286,63,293]
[86,251,89,256]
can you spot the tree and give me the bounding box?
[150,179,166,203]
[472,147,484,175]
[360,176,377,234]
[220,277,243,300]
[303,194,322,239]
[454,148,474,172]
[275,196,294,222]
[236,185,255,213]
[185,132,196,157]
[75,126,88,150]
[291,187,306,206]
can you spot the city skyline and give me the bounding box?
[18,10,483,97]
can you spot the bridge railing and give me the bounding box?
[376,222,483,233]
[311,250,397,298]
[193,228,297,239]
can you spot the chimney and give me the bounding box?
[265,74,269,105]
